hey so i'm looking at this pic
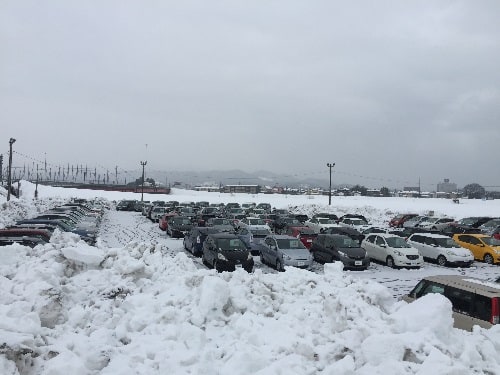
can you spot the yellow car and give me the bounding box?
[453,233,500,264]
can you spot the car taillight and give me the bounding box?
[491,297,499,325]
[196,236,201,244]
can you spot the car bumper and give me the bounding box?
[394,256,424,268]
[215,259,254,273]
[170,229,189,238]
[340,256,370,270]
[283,259,313,269]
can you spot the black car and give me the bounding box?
[202,233,254,272]
[116,200,137,211]
[183,227,220,256]
[310,234,370,270]
[312,212,339,222]
[167,216,194,238]
[321,226,364,244]
[440,223,482,237]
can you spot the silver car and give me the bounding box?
[258,235,313,271]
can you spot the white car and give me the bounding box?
[150,206,167,222]
[305,217,339,234]
[407,233,474,267]
[418,217,455,231]
[361,233,424,268]
[237,217,270,231]
[338,217,370,231]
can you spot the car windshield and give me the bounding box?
[386,237,411,248]
[333,237,358,248]
[212,219,231,225]
[435,237,461,248]
[482,219,500,228]
[276,239,306,249]
[248,218,266,225]
[318,218,335,224]
[298,228,316,235]
[251,229,271,236]
[216,238,246,251]
[172,218,191,225]
[482,237,500,246]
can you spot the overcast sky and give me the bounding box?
[1,1,500,190]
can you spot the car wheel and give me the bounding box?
[276,259,283,272]
[386,256,395,268]
[484,254,494,265]
[437,255,447,267]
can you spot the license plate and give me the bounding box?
[298,261,305,266]
[307,239,312,242]
[235,264,242,268]
[355,261,362,266]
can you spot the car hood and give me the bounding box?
[338,246,366,257]
[281,249,312,259]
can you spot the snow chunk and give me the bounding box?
[61,245,105,267]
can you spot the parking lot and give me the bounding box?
[99,210,500,299]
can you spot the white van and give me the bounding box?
[403,275,500,330]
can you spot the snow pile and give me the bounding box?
[1,237,500,374]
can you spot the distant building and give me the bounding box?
[223,184,260,194]
[437,179,457,193]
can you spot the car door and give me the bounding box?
[265,237,278,264]
[374,235,388,262]
[362,235,377,261]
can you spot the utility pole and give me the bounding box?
[140,161,147,202]
[7,138,16,201]
[0,154,3,185]
[327,162,335,205]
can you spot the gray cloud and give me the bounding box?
[2,0,500,190]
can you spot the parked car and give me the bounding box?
[166,216,194,238]
[389,214,418,228]
[272,217,301,234]
[312,212,339,222]
[361,233,423,268]
[402,215,431,229]
[479,219,500,235]
[116,200,137,211]
[439,223,482,237]
[283,225,317,249]
[196,207,220,226]
[418,217,456,231]
[403,275,500,330]
[0,228,52,243]
[237,217,270,231]
[255,203,272,213]
[305,217,339,234]
[183,227,221,256]
[322,226,365,244]
[236,227,272,254]
[310,234,370,270]
[257,234,313,271]
[0,236,48,248]
[150,206,167,222]
[407,233,474,267]
[202,232,254,272]
[16,219,96,245]
[206,218,235,232]
[158,212,178,231]
[455,217,494,228]
[453,234,500,265]
[338,217,370,231]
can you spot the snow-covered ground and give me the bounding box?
[1,181,500,374]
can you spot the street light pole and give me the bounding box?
[7,138,16,201]
[327,162,335,205]
[140,161,147,202]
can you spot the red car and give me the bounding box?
[389,214,418,228]
[158,213,178,231]
[284,226,317,249]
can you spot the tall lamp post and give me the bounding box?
[327,162,335,205]
[7,138,16,201]
[140,161,147,202]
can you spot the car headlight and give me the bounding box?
[446,250,454,256]
[393,250,403,257]
[282,254,292,260]
[247,253,253,260]
[338,251,346,257]
[217,253,227,261]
